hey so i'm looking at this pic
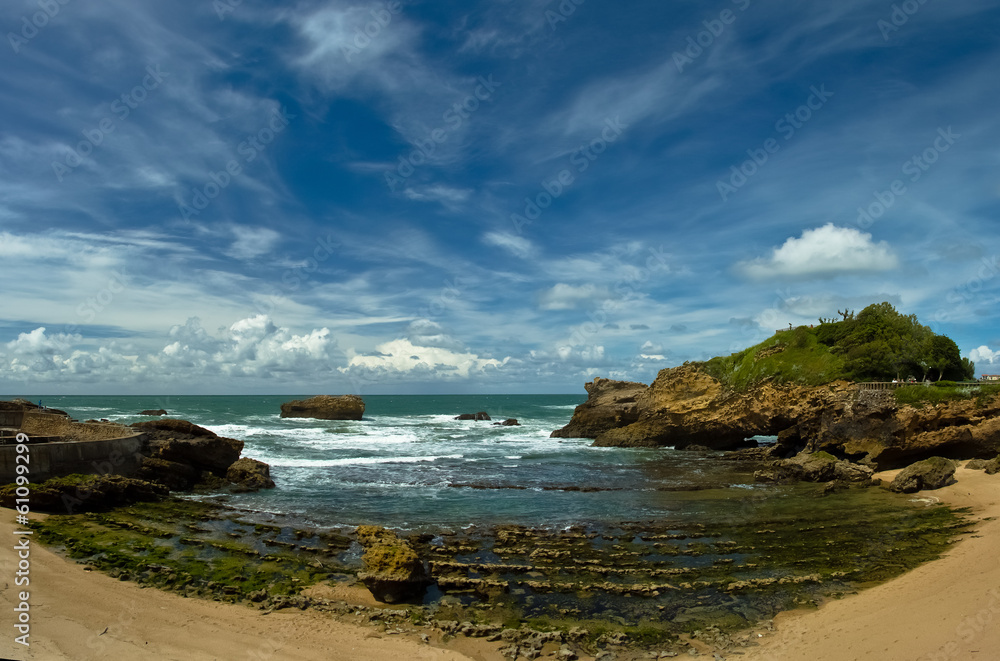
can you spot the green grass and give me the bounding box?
[894,384,1000,408]
[697,326,847,392]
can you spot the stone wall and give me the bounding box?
[0,433,148,484]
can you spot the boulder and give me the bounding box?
[493,419,520,426]
[136,457,200,491]
[966,456,1000,474]
[226,457,275,491]
[754,452,874,484]
[280,395,365,420]
[455,412,491,421]
[139,409,167,416]
[131,419,243,483]
[355,525,432,603]
[551,378,647,439]
[889,457,957,493]
[0,474,167,513]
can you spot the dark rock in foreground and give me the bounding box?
[356,525,432,603]
[0,474,167,513]
[890,457,957,493]
[280,395,365,420]
[455,412,491,421]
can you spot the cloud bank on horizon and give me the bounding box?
[1,0,999,394]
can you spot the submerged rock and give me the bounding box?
[356,525,432,603]
[280,395,365,420]
[890,457,957,493]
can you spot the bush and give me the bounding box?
[933,380,957,388]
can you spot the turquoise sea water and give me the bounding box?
[31,394,772,529]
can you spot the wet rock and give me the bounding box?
[139,409,168,416]
[455,412,491,421]
[890,457,957,493]
[279,395,365,420]
[226,457,275,491]
[493,418,521,426]
[0,474,167,513]
[132,419,244,474]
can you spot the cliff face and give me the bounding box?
[552,366,1000,469]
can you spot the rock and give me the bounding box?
[493,419,520,426]
[890,457,958,493]
[966,456,1000,474]
[280,395,365,420]
[139,409,168,416]
[551,378,647,439]
[455,412,491,421]
[755,452,874,484]
[0,474,167,513]
[131,419,244,488]
[136,457,200,491]
[226,457,275,491]
[356,526,431,603]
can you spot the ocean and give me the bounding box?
[28,394,772,530]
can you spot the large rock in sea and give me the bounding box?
[890,457,957,493]
[280,395,365,420]
[355,525,431,603]
[550,378,647,439]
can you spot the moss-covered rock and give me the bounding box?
[0,474,167,513]
[356,525,431,603]
[890,457,957,493]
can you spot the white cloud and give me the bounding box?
[402,185,472,205]
[538,283,610,311]
[739,224,900,280]
[226,226,281,260]
[341,338,506,378]
[970,346,1000,366]
[483,232,535,259]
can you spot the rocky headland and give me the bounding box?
[280,394,365,420]
[552,364,1000,473]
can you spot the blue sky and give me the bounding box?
[2,0,1000,395]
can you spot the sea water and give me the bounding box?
[27,394,770,529]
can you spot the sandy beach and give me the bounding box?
[2,464,998,661]
[742,464,1000,661]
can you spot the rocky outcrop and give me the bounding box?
[131,419,273,492]
[139,409,167,416]
[455,412,491,421]
[226,457,275,491]
[889,457,957,493]
[967,456,1000,474]
[356,525,432,603]
[550,378,647,439]
[280,395,365,420]
[493,419,520,426]
[0,474,168,513]
[554,365,1000,466]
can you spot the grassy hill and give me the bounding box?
[694,302,975,392]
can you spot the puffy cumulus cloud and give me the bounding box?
[538,283,611,311]
[0,316,343,384]
[969,346,1000,366]
[405,319,466,351]
[341,338,507,380]
[639,341,667,361]
[738,224,899,280]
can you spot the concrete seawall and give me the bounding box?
[0,433,148,484]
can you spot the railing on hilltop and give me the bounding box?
[857,381,986,391]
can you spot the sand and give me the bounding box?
[0,512,485,661]
[742,464,1000,661]
[2,465,998,661]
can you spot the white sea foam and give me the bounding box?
[268,454,464,468]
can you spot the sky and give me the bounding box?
[1,0,1000,395]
